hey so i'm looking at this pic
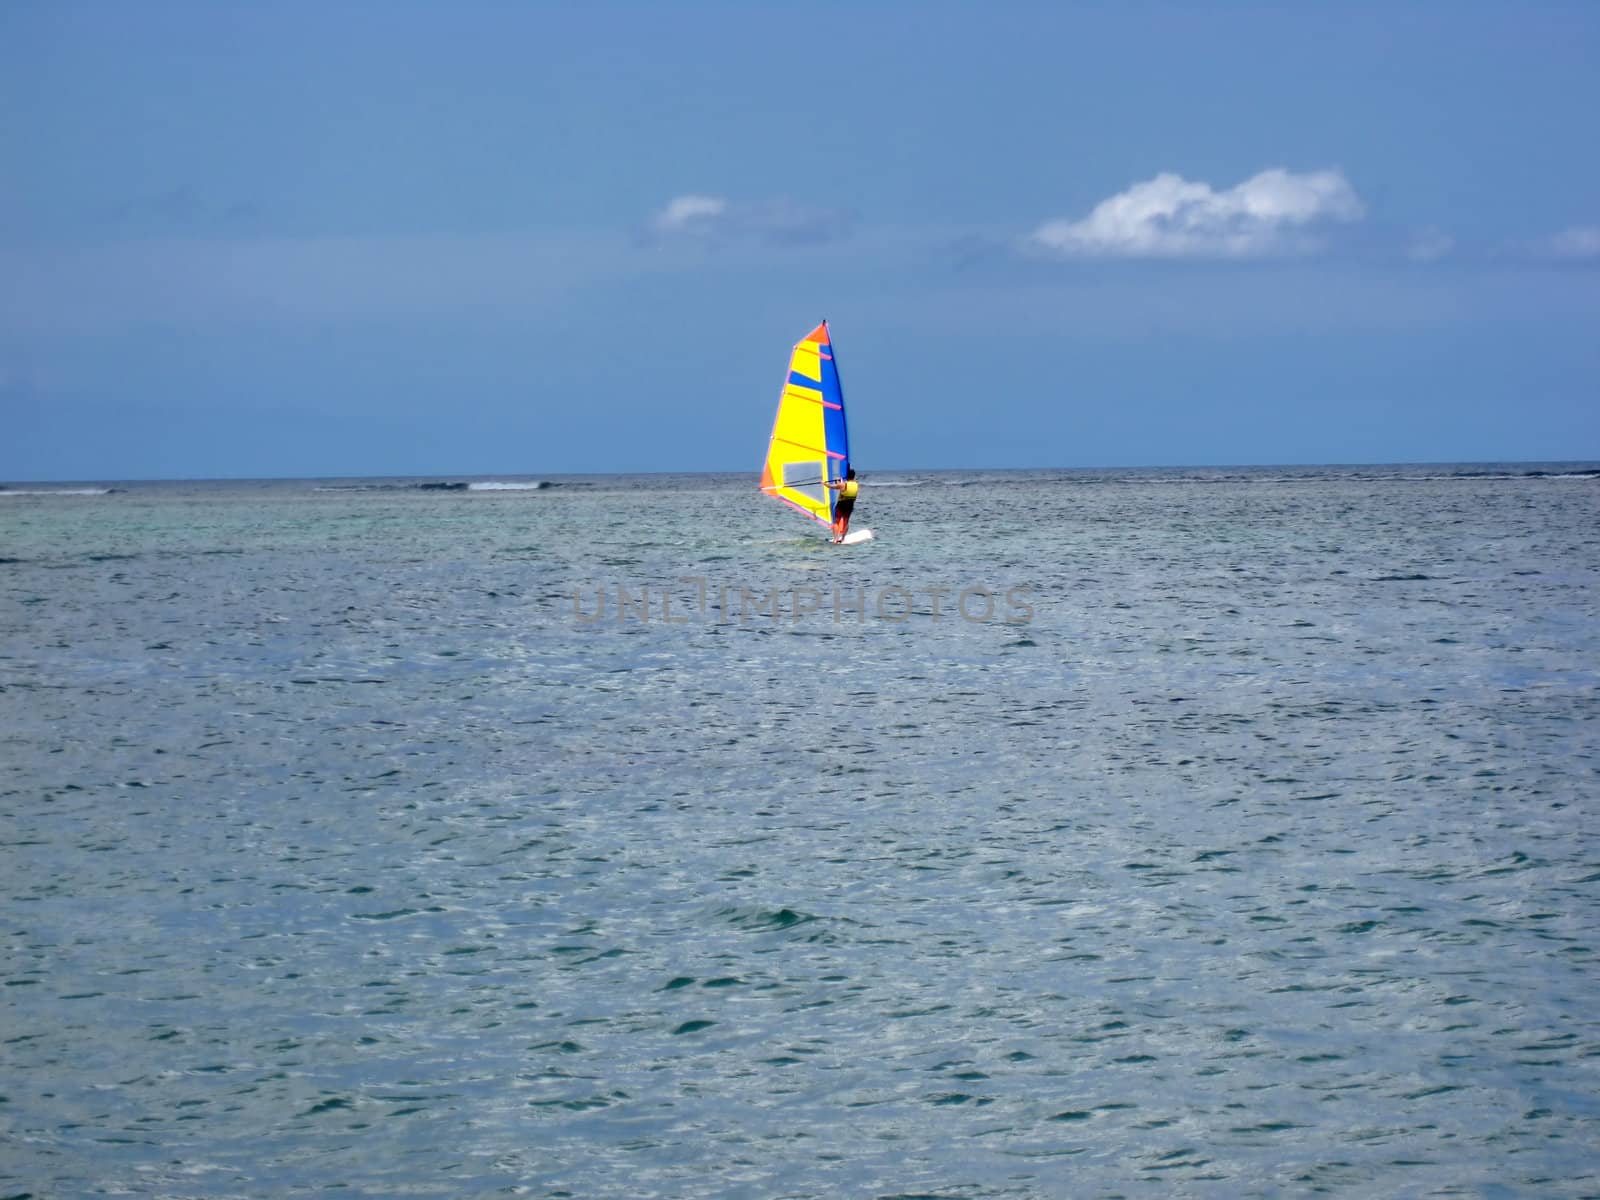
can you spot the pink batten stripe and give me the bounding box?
[778,494,830,525]
[784,387,842,411]
[773,435,846,460]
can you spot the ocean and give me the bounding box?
[3,464,1599,1198]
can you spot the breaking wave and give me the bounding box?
[0,487,115,497]
[313,480,554,493]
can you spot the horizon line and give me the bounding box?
[5,457,1600,487]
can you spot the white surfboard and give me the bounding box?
[837,529,874,545]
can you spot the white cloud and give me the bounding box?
[1535,225,1600,260]
[1028,168,1364,259]
[645,194,850,246]
[651,194,729,236]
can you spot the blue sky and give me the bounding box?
[2,1,1597,480]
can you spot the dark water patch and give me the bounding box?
[301,1096,352,1116]
[717,906,818,932]
[528,1094,619,1111]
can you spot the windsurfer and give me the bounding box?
[826,469,859,543]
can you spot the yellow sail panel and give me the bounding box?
[791,343,822,383]
[759,322,849,527]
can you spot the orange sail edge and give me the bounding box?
[778,494,833,526]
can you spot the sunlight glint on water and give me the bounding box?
[2,465,1598,1197]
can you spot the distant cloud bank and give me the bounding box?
[1028,168,1364,259]
[645,194,851,246]
[642,180,1596,269]
[1407,227,1455,262]
[1533,225,1600,260]
[651,195,729,236]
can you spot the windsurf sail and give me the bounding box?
[758,320,850,527]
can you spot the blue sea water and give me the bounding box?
[2,464,1599,1198]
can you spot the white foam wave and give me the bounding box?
[467,480,549,491]
[0,487,112,496]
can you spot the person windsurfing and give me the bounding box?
[826,468,859,543]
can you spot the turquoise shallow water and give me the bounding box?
[3,465,1599,1198]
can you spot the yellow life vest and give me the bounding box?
[841,479,859,500]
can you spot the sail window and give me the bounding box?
[783,461,827,504]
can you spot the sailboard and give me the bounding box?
[758,320,872,543]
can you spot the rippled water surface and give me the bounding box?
[3,465,1599,1198]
